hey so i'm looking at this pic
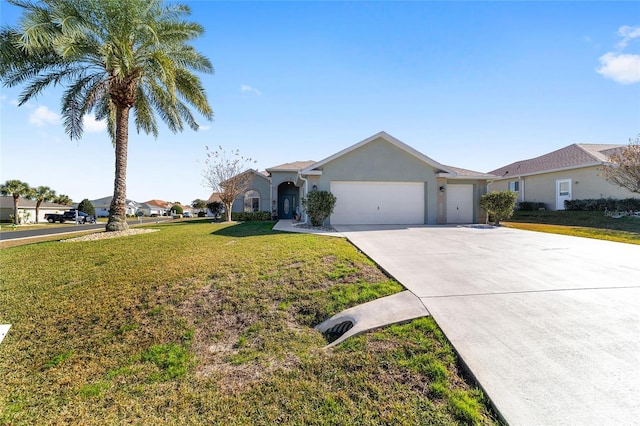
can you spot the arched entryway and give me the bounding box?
[277,181,299,219]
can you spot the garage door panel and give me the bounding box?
[330,181,424,225]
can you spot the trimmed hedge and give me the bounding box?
[231,211,271,221]
[564,198,640,211]
[518,201,546,211]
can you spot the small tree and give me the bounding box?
[301,190,337,226]
[171,205,184,215]
[479,191,517,226]
[207,201,224,219]
[202,146,256,221]
[77,199,96,217]
[602,135,640,194]
[192,198,207,212]
[0,179,31,225]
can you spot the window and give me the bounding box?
[509,181,520,192]
[558,181,570,196]
[244,190,260,212]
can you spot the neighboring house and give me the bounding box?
[0,196,70,223]
[213,131,492,225]
[139,199,170,216]
[488,143,638,210]
[91,196,141,217]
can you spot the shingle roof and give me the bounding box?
[143,199,169,208]
[0,196,68,209]
[266,161,316,172]
[444,166,496,178]
[488,143,624,178]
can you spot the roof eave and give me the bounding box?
[491,162,604,180]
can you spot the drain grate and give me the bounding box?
[323,320,354,343]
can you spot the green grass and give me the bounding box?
[0,220,500,425]
[505,210,640,244]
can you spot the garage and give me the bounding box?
[446,184,474,223]
[330,181,425,225]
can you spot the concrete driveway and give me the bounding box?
[335,224,640,425]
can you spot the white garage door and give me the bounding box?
[446,184,474,224]
[330,181,425,225]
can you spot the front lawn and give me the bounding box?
[0,220,499,425]
[504,211,640,244]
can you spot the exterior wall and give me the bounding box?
[0,206,66,223]
[490,166,638,210]
[311,137,442,224]
[231,174,271,213]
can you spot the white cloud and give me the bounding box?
[596,52,640,84]
[596,25,640,84]
[29,106,60,126]
[617,25,640,49]
[82,115,107,133]
[240,84,261,95]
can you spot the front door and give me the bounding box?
[279,194,295,219]
[556,179,572,210]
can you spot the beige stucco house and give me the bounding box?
[488,144,637,210]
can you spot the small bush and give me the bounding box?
[171,205,184,214]
[564,198,640,211]
[518,201,546,211]
[479,191,517,225]
[302,190,337,226]
[231,211,271,221]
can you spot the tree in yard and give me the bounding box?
[201,146,256,221]
[0,179,32,225]
[54,194,73,206]
[192,198,207,213]
[77,198,96,217]
[479,191,517,226]
[206,201,224,219]
[301,190,337,227]
[602,135,640,194]
[0,0,213,232]
[32,186,57,223]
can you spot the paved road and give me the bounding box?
[336,224,640,426]
[0,218,171,241]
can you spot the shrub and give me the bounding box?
[301,190,337,226]
[197,211,206,217]
[564,198,640,211]
[479,191,517,225]
[171,204,184,214]
[518,201,546,211]
[231,211,271,221]
[77,199,95,217]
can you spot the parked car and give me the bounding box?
[183,211,192,218]
[45,210,96,224]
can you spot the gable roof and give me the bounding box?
[489,143,624,178]
[266,161,316,173]
[444,165,496,179]
[300,131,454,175]
[143,199,170,209]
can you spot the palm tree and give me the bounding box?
[0,0,213,232]
[0,179,31,225]
[54,194,73,206]
[33,186,57,223]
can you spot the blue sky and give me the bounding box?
[1,1,639,205]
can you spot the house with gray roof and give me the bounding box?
[488,143,637,210]
[214,131,493,225]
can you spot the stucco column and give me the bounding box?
[436,178,447,224]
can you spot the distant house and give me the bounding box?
[139,199,170,216]
[0,196,69,223]
[488,144,638,210]
[91,196,141,217]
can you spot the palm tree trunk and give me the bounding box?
[106,105,130,232]
[12,195,18,225]
[35,200,42,224]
